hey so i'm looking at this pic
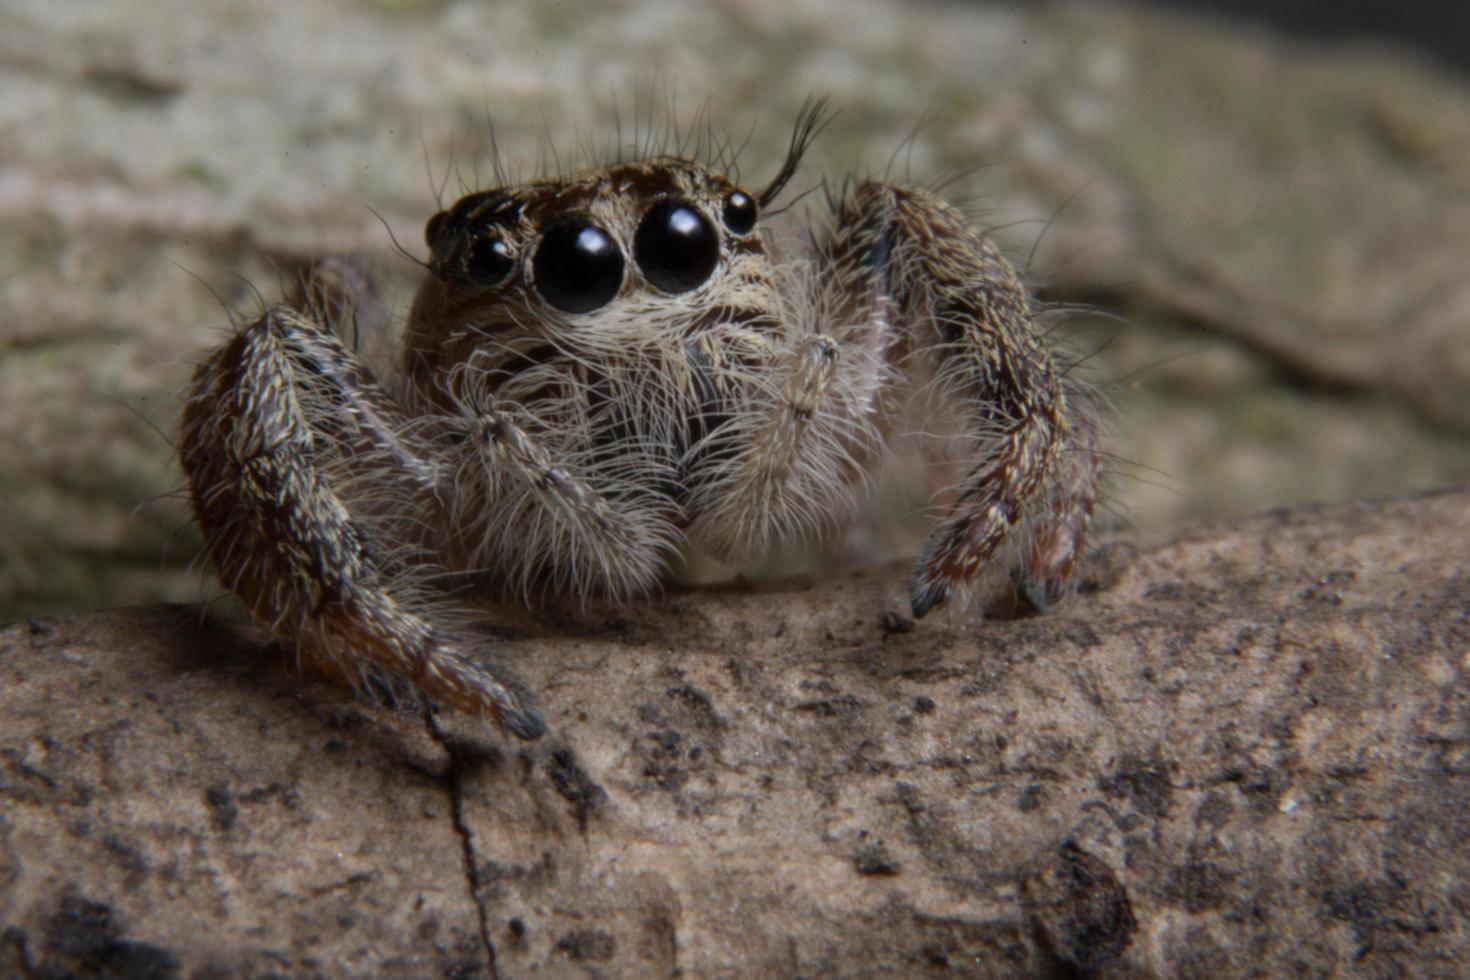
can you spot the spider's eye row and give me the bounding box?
[532,221,624,314]
[722,190,757,235]
[465,236,515,287]
[635,199,718,295]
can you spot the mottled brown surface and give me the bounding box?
[3,490,1466,975]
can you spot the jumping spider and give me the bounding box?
[180,105,1101,740]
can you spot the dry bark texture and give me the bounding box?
[2,490,1467,976]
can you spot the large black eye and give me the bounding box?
[532,221,624,314]
[722,190,757,235]
[465,236,515,287]
[634,199,718,294]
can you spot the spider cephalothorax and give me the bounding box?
[180,105,1101,739]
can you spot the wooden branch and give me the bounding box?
[2,490,1467,975]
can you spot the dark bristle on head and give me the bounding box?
[758,95,835,208]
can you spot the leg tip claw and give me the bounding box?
[909,580,948,619]
[1019,578,1055,614]
[502,704,548,741]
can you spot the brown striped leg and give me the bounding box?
[1018,407,1102,611]
[823,181,1100,616]
[180,307,545,738]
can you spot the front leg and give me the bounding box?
[438,396,679,602]
[824,182,1101,616]
[180,307,546,738]
[681,329,878,562]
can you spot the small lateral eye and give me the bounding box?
[532,221,624,314]
[722,190,757,235]
[425,211,448,250]
[465,236,515,287]
[635,199,718,294]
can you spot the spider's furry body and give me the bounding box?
[180,106,1101,739]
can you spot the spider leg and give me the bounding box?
[180,307,545,738]
[439,398,678,602]
[823,182,1101,617]
[681,325,885,564]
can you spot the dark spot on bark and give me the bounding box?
[42,895,181,979]
[543,743,604,828]
[912,695,936,715]
[1230,764,1292,812]
[1100,753,1175,817]
[101,834,149,885]
[1328,763,1371,781]
[1166,860,1231,912]
[1021,841,1136,975]
[853,842,901,876]
[555,928,616,961]
[1017,784,1044,811]
[794,693,864,717]
[505,916,528,950]
[635,701,667,726]
[636,729,688,793]
[204,783,238,830]
[921,942,949,966]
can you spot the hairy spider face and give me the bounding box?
[401,159,786,417]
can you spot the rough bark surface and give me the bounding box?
[2,490,1466,976]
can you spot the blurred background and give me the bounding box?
[3,0,1468,621]
[1151,0,1470,76]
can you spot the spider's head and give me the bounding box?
[410,100,829,337]
[402,101,831,400]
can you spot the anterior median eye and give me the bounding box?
[634,199,718,294]
[532,221,624,314]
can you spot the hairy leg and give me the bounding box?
[440,400,680,602]
[680,321,886,565]
[822,181,1101,616]
[180,307,546,737]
